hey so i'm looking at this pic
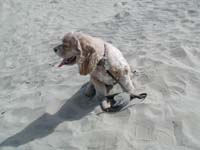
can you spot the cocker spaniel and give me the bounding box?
[53,32,142,110]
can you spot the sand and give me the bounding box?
[0,0,200,150]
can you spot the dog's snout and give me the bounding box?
[54,45,63,53]
[54,47,58,53]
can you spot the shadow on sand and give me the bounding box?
[0,82,99,147]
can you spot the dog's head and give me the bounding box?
[54,32,99,75]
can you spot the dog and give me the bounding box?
[53,32,140,110]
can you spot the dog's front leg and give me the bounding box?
[91,77,107,102]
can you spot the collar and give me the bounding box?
[97,43,108,69]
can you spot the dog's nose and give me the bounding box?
[54,47,58,53]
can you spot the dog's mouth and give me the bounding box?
[58,56,77,67]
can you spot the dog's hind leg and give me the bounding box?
[119,74,137,95]
[119,74,147,100]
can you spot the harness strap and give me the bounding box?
[103,44,128,91]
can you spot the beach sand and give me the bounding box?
[0,0,200,150]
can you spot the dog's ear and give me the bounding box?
[70,36,82,52]
[78,44,98,75]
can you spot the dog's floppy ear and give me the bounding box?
[78,44,98,75]
[70,35,82,51]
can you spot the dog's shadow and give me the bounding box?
[0,82,99,147]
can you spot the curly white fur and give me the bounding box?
[54,32,137,104]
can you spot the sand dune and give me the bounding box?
[0,0,200,150]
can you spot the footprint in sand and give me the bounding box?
[169,46,194,67]
[0,76,13,90]
[135,120,155,141]
[114,1,128,8]
[114,11,131,20]
[180,19,196,30]
[187,10,199,17]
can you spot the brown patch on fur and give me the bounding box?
[78,44,98,75]
[71,34,100,75]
